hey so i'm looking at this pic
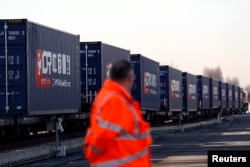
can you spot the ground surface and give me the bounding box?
[21,114,250,167]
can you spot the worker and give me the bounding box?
[84,59,152,167]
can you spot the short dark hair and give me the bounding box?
[110,59,133,80]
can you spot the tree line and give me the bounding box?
[203,66,249,102]
[203,66,240,86]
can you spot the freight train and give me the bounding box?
[0,19,248,139]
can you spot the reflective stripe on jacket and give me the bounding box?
[84,79,152,167]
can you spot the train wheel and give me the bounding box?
[19,125,31,137]
[0,127,4,139]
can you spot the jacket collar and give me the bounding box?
[103,79,133,101]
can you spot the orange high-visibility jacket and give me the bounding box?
[84,79,152,167]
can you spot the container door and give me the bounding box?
[188,75,197,111]
[131,56,141,104]
[0,20,27,116]
[160,67,170,111]
[221,84,227,109]
[202,78,210,109]
[80,42,101,103]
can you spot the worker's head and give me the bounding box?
[110,60,135,92]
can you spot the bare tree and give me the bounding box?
[232,77,240,86]
[213,66,223,81]
[245,84,250,93]
[225,77,232,84]
[203,67,212,77]
[203,66,223,81]
[226,76,240,86]
[245,84,250,101]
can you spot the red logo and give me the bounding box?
[144,87,150,94]
[36,50,51,88]
[144,72,149,94]
[171,92,176,98]
[188,95,192,100]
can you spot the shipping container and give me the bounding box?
[242,90,248,112]
[209,79,219,109]
[131,54,160,111]
[197,75,210,109]
[233,85,239,109]
[160,66,182,112]
[219,82,227,109]
[182,72,197,112]
[0,19,80,116]
[226,84,233,108]
[80,42,130,103]
[239,87,243,109]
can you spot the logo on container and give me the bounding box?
[36,49,71,88]
[188,84,196,100]
[170,80,181,98]
[235,92,238,101]
[222,89,226,101]
[203,85,209,99]
[213,87,218,99]
[229,90,233,101]
[144,72,157,95]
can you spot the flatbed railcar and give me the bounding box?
[0,19,82,137]
[130,54,160,122]
[159,66,182,120]
[182,72,198,119]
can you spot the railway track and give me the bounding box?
[0,113,235,153]
[0,132,85,153]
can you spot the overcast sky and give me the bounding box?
[2,0,250,87]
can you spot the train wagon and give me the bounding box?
[233,85,239,111]
[219,82,227,112]
[239,87,243,112]
[160,66,182,119]
[226,84,233,111]
[0,19,81,136]
[182,72,197,118]
[130,54,160,121]
[80,42,130,104]
[209,79,219,111]
[238,87,249,113]
[242,90,249,113]
[197,75,210,116]
[0,19,80,116]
